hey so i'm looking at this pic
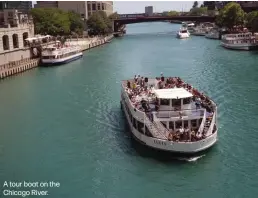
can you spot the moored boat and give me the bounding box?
[41,41,83,66]
[221,32,258,50]
[191,27,207,36]
[121,75,218,155]
[205,28,220,39]
[177,28,190,39]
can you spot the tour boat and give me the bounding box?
[205,28,220,39]
[177,28,190,39]
[191,26,208,36]
[182,22,195,33]
[41,41,83,66]
[121,75,218,155]
[221,32,258,50]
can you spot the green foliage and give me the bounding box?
[108,12,119,20]
[30,8,84,36]
[87,11,114,36]
[67,11,85,35]
[193,1,198,8]
[215,2,245,29]
[189,7,208,16]
[246,11,258,32]
[167,11,179,16]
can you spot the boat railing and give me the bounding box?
[153,109,205,119]
[205,110,216,137]
[198,109,206,134]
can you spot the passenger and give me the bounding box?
[127,81,131,89]
[134,75,137,82]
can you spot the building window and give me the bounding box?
[23,32,28,47]
[102,3,105,10]
[2,35,10,50]
[12,34,19,48]
[81,14,85,18]
[92,3,96,11]
[97,3,101,10]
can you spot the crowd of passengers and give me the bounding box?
[126,74,214,113]
[168,126,205,142]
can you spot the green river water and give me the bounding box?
[0,22,258,198]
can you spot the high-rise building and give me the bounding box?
[0,1,32,12]
[145,6,153,16]
[35,1,113,19]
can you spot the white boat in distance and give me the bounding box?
[221,32,258,50]
[205,28,220,39]
[121,75,218,155]
[41,41,83,66]
[177,28,190,39]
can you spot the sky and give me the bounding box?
[32,1,202,14]
[113,1,199,14]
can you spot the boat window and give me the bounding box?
[133,118,137,129]
[191,120,197,127]
[183,97,191,105]
[137,121,144,134]
[183,120,188,128]
[145,126,153,137]
[175,120,182,128]
[169,121,174,129]
[160,99,169,106]
[172,99,181,107]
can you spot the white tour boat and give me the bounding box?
[191,27,207,36]
[182,22,195,33]
[177,28,190,39]
[205,28,220,39]
[221,32,258,50]
[41,41,83,66]
[121,75,218,155]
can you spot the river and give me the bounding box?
[0,22,258,198]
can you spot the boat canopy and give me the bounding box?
[153,88,193,99]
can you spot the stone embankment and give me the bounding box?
[67,35,113,51]
[0,58,40,79]
[0,35,114,80]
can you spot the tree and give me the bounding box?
[87,11,109,36]
[30,8,84,36]
[109,12,119,20]
[215,2,245,29]
[189,7,208,16]
[246,11,258,32]
[193,1,198,8]
[67,11,85,35]
[167,11,179,16]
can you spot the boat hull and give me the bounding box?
[177,33,190,39]
[205,34,220,40]
[120,99,218,155]
[221,42,258,50]
[41,52,83,66]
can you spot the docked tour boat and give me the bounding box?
[205,28,220,39]
[177,28,190,39]
[121,75,218,155]
[41,41,83,66]
[221,32,258,50]
[191,27,207,36]
[182,22,195,33]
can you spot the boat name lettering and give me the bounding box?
[154,140,167,146]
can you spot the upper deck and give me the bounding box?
[122,76,215,114]
[42,42,81,57]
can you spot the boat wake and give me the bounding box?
[176,154,206,162]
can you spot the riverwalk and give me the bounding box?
[0,35,114,80]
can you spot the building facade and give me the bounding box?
[0,1,32,12]
[35,1,113,19]
[145,6,153,16]
[0,9,34,64]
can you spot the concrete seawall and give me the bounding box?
[0,58,40,80]
[68,35,114,51]
[0,35,114,80]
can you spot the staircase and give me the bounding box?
[203,119,211,135]
[144,116,167,139]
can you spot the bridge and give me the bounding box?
[113,14,216,32]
